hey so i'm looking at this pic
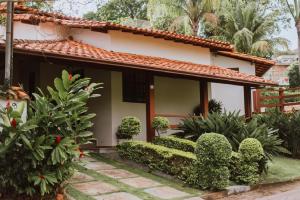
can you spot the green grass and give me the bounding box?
[263,156,300,183]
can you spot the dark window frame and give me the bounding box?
[122,71,147,103]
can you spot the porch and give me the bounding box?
[0,39,275,147]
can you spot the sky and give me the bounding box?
[53,0,299,50]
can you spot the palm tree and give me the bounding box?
[284,0,300,68]
[148,0,218,36]
[204,0,288,58]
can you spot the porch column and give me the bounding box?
[200,80,209,118]
[244,86,252,118]
[146,74,155,141]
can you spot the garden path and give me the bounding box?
[67,156,203,200]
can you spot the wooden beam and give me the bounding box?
[200,80,209,118]
[146,74,155,142]
[244,86,252,118]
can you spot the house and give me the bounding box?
[0,3,276,147]
[264,54,298,86]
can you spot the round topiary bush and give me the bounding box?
[152,116,169,136]
[117,116,141,139]
[239,138,264,162]
[193,133,232,190]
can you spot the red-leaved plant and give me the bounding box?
[0,70,102,198]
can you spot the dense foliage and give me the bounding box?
[117,141,196,179]
[255,110,300,157]
[153,136,196,152]
[0,70,101,198]
[179,111,287,158]
[230,139,265,184]
[152,116,169,136]
[117,116,141,139]
[288,62,300,87]
[193,133,232,190]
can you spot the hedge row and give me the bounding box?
[153,136,196,153]
[117,141,196,179]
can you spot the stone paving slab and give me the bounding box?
[72,181,118,196]
[97,169,138,179]
[82,161,116,171]
[81,156,98,162]
[184,197,205,200]
[119,176,161,189]
[93,192,142,200]
[144,186,190,199]
[69,172,94,183]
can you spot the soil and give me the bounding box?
[220,180,300,200]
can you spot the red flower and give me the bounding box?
[79,150,85,158]
[55,135,62,144]
[68,74,72,81]
[39,175,45,180]
[11,118,17,128]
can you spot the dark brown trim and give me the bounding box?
[244,86,252,118]
[200,80,209,118]
[146,73,155,142]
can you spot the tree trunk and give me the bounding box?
[191,21,199,36]
[296,20,300,74]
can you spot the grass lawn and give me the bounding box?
[263,156,300,184]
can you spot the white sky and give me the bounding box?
[53,0,298,50]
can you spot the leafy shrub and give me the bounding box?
[152,116,169,136]
[229,139,266,185]
[153,136,196,153]
[194,133,232,190]
[117,141,196,179]
[255,110,299,157]
[179,111,287,159]
[0,70,101,198]
[288,62,300,87]
[117,116,141,139]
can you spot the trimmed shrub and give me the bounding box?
[230,139,266,185]
[152,117,169,135]
[117,141,196,179]
[153,136,196,153]
[117,116,141,139]
[194,133,232,190]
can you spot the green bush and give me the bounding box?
[229,139,266,185]
[152,117,169,135]
[117,141,196,179]
[0,70,101,198]
[179,111,287,159]
[117,116,141,139]
[194,133,232,190]
[153,136,196,153]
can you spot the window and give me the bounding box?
[229,68,239,72]
[122,71,147,103]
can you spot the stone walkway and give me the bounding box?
[68,156,203,200]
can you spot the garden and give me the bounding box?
[116,104,300,191]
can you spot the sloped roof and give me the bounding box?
[0,3,233,51]
[2,39,275,86]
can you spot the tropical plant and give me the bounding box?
[193,99,223,115]
[179,111,288,158]
[288,62,300,87]
[0,70,101,198]
[148,0,218,36]
[117,116,141,139]
[204,0,288,57]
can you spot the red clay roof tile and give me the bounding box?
[6,39,275,86]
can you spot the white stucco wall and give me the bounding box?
[211,55,255,114]
[108,31,211,65]
[70,28,111,50]
[155,76,200,125]
[13,22,69,40]
[111,71,147,145]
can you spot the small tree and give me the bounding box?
[288,62,300,87]
[152,116,169,136]
[117,116,141,139]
